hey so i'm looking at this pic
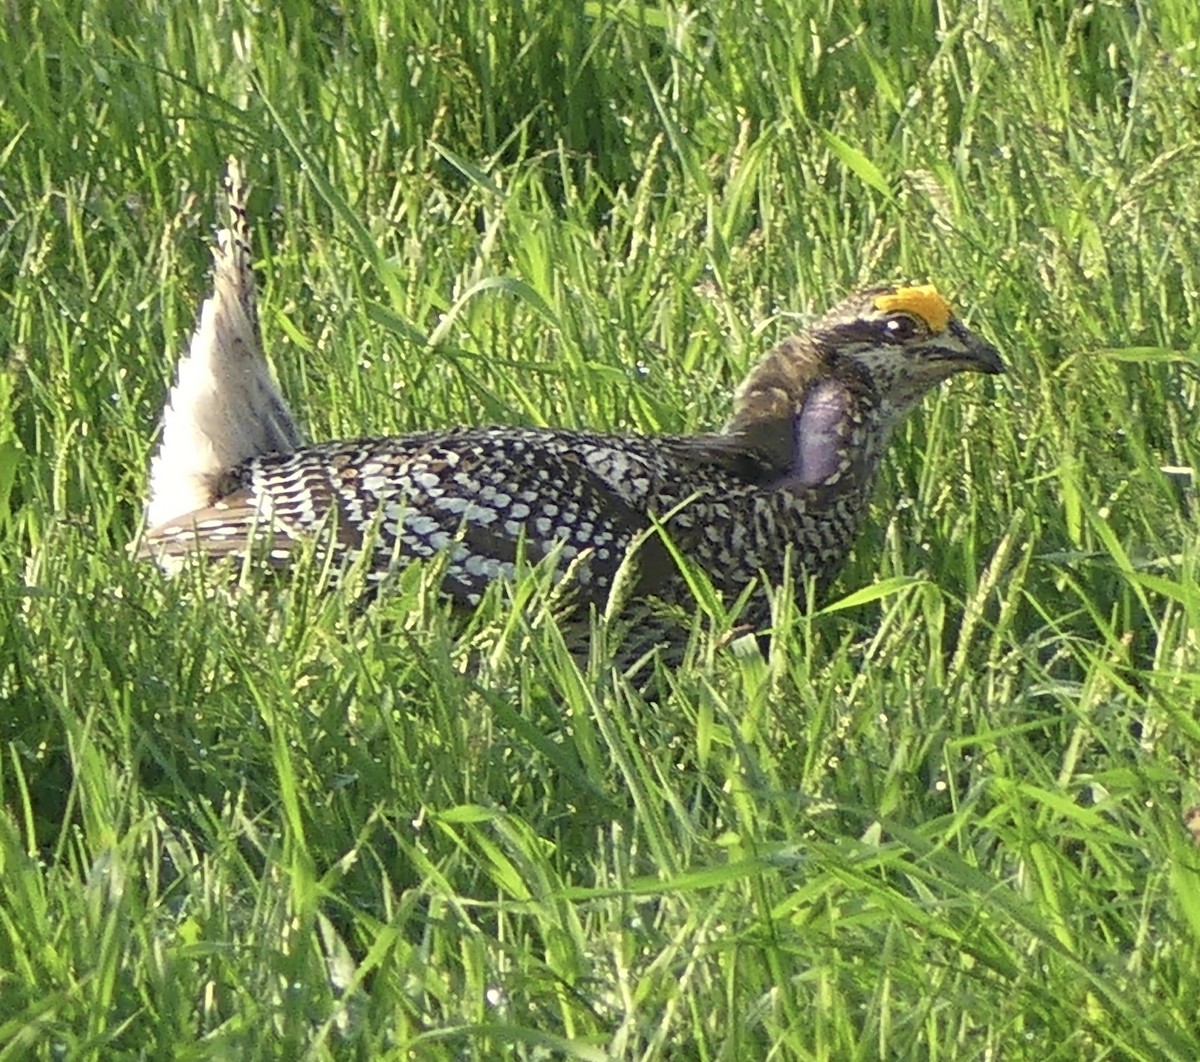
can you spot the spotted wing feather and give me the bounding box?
[141,427,680,607]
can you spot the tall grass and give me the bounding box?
[2,0,1199,1057]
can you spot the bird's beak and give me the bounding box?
[938,320,1005,375]
[963,336,1005,375]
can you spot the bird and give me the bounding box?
[140,160,1004,659]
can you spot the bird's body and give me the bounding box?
[141,162,1004,648]
[150,421,878,613]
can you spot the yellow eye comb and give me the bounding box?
[873,285,952,333]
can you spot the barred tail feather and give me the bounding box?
[145,158,302,530]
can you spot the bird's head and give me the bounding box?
[728,282,1004,441]
[809,282,1004,424]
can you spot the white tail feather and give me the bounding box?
[145,159,301,530]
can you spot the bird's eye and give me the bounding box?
[884,314,922,341]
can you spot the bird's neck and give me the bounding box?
[726,335,827,441]
[726,338,885,493]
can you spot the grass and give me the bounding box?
[2,0,1200,1057]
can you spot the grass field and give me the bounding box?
[3,0,1200,1057]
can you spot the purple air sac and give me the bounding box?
[782,379,852,489]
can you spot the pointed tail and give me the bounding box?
[144,158,302,530]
